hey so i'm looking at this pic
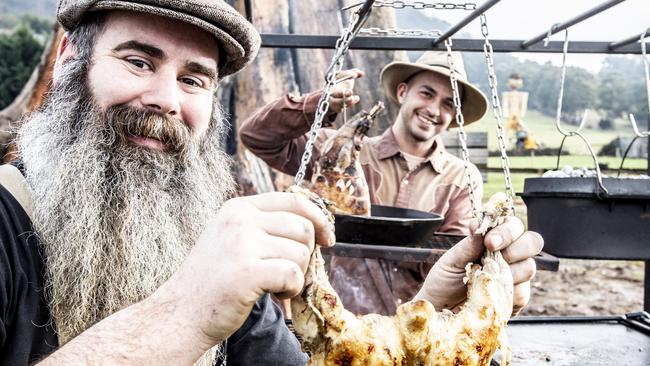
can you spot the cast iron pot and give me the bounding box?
[334,205,443,246]
[519,177,650,260]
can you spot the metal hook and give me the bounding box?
[552,29,608,196]
[341,88,352,125]
[554,29,570,135]
[334,74,355,85]
[628,114,650,138]
[341,1,366,11]
[543,23,561,47]
[641,30,650,123]
[616,114,649,177]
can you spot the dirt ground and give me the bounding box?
[520,258,646,316]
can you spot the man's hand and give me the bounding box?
[40,192,334,365]
[415,216,543,315]
[327,68,364,115]
[158,192,335,345]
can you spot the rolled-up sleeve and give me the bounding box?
[225,294,308,366]
[239,91,334,179]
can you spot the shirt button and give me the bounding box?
[393,267,398,272]
[397,298,403,304]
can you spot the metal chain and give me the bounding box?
[369,0,477,10]
[359,27,442,37]
[293,10,367,185]
[479,14,515,203]
[444,38,478,218]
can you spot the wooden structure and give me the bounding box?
[0,25,63,163]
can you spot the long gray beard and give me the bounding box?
[16,56,235,347]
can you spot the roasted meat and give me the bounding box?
[309,102,384,216]
[290,190,514,366]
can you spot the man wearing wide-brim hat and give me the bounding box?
[380,51,488,126]
[241,51,536,317]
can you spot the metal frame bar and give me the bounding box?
[322,243,560,271]
[244,0,253,23]
[261,34,650,54]
[610,27,650,50]
[521,0,625,48]
[431,0,501,46]
[357,0,376,20]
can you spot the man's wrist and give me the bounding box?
[39,287,214,366]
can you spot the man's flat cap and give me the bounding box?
[57,0,261,78]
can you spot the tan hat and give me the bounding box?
[380,51,488,126]
[57,0,261,78]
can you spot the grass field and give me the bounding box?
[489,155,648,171]
[461,109,649,204]
[464,109,642,154]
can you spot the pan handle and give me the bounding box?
[323,243,560,272]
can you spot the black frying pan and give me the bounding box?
[334,205,443,246]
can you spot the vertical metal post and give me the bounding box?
[646,262,650,312]
[244,0,253,24]
[643,128,650,324]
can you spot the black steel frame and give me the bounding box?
[244,0,650,311]
[261,34,650,54]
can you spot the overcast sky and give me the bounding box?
[430,0,649,73]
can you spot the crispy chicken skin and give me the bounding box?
[289,188,514,366]
[309,102,384,216]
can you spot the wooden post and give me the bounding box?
[0,25,63,163]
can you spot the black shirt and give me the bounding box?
[0,183,307,365]
[0,184,56,365]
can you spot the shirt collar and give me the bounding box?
[376,128,448,174]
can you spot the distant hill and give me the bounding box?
[0,0,56,19]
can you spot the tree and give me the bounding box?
[597,55,648,126]
[561,66,598,118]
[0,25,43,109]
[20,14,54,36]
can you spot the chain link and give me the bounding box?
[479,14,515,204]
[444,38,478,218]
[369,0,477,10]
[359,27,442,37]
[293,11,368,185]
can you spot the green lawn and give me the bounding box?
[465,109,642,154]
[483,172,529,201]
[466,109,648,205]
[489,155,648,172]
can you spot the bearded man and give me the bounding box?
[1,1,335,365]
[0,0,543,365]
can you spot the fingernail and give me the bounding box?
[490,234,503,248]
[329,231,337,246]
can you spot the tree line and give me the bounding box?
[463,52,649,129]
[0,15,52,109]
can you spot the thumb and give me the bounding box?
[442,218,486,270]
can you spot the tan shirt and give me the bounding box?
[240,91,483,315]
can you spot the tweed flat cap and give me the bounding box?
[57,0,261,77]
